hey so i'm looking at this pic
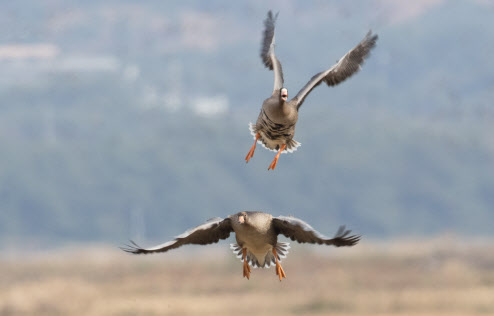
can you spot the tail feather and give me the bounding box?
[230,242,290,269]
[249,123,300,154]
[275,242,290,259]
[230,244,243,259]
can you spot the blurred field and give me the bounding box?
[1,238,493,316]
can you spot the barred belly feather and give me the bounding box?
[249,109,300,154]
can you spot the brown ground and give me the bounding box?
[1,238,493,316]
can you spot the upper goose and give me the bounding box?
[245,11,378,170]
[122,211,360,281]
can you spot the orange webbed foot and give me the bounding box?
[275,263,286,281]
[245,133,260,163]
[272,248,287,281]
[245,147,255,163]
[268,144,286,170]
[242,248,251,280]
[268,157,279,170]
[243,261,251,279]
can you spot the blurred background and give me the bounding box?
[1,0,494,315]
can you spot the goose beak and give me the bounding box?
[280,88,288,101]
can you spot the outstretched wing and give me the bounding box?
[121,217,233,254]
[260,10,284,93]
[293,31,378,110]
[272,216,360,247]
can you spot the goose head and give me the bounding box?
[280,88,288,102]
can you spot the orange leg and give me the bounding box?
[242,248,251,280]
[268,144,286,170]
[272,248,286,281]
[245,133,260,163]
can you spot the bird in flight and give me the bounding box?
[121,211,360,281]
[245,11,378,170]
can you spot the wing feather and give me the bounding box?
[272,216,360,247]
[260,10,284,92]
[121,217,233,254]
[294,31,378,110]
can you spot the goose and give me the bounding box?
[245,11,378,170]
[122,211,360,281]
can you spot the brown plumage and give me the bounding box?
[245,11,378,170]
[121,211,360,281]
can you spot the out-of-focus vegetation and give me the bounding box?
[1,0,494,247]
[1,240,494,315]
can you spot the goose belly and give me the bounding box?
[244,242,273,266]
[259,131,286,150]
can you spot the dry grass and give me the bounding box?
[1,238,494,316]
